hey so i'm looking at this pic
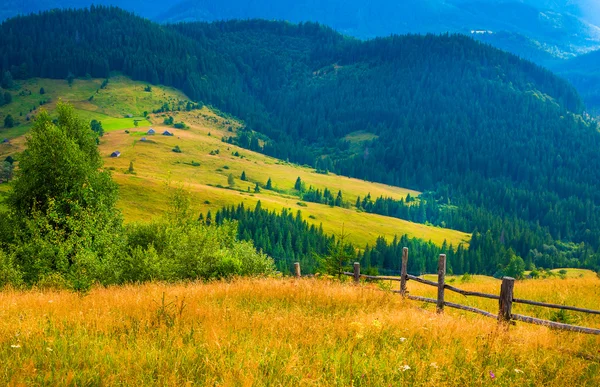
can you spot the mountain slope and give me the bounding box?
[1,8,600,273]
[552,49,600,114]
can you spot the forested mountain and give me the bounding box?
[552,49,600,115]
[2,7,600,273]
[2,0,599,64]
[0,0,167,21]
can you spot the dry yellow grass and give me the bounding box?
[0,277,598,386]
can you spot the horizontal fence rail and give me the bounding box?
[296,247,600,335]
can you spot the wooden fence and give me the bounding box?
[294,248,600,335]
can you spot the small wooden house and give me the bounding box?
[110,151,121,158]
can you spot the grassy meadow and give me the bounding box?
[0,75,191,139]
[0,276,598,386]
[98,108,469,248]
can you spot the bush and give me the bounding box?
[550,309,574,325]
[125,220,274,281]
[0,250,23,289]
[460,273,472,283]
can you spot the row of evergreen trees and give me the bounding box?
[213,202,542,279]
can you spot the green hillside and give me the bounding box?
[0,76,194,139]
[1,7,600,275]
[0,77,470,253]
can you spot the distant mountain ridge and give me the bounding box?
[1,0,599,65]
[156,0,600,62]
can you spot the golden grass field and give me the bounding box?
[0,275,598,386]
[0,76,471,249]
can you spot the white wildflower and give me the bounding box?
[400,365,411,372]
[514,369,524,374]
[10,344,21,349]
[399,337,407,342]
[430,362,439,369]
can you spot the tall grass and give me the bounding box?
[1,278,598,385]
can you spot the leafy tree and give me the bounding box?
[128,161,135,174]
[254,183,261,193]
[6,103,121,286]
[90,119,104,137]
[66,72,75,86]
[172,145,182,153]
[227,173,235,188]
[0,161,14,182]
[4,115,14,128]
[504,252,526,280]
[8,103,118,216]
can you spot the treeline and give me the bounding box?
[212,202,567,278]
[212,203,334,273]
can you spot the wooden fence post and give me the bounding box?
[437,254,446,313]
[353,262,360,284]
[400,247,408,297]
[294,262,301,278]
[499,277,515,324]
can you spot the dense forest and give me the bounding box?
[213,202,576,279]
[1,7,600,274]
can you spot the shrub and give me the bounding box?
[550,309,574,325]
[460,273,472,283]
[0,250,23,289]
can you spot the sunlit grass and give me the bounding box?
[0,277,598,385]
[0,75,190,139]
[98,109,469,248]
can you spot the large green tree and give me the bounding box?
[5,103,122,287]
